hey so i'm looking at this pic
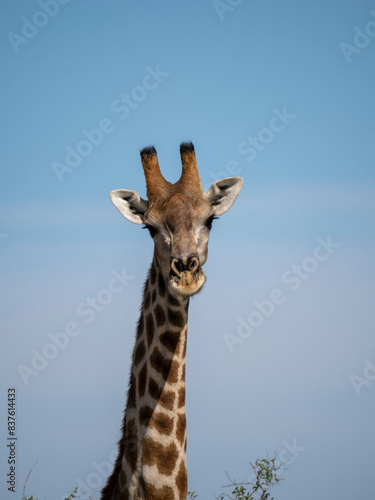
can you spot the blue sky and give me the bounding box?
[1,1,375,499]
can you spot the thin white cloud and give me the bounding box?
[1,181,374,229]
[0,200,114,227]
[238,181,375,218]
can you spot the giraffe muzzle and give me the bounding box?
[169,255,206,297]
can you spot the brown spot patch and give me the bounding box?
[176,413,186,445]
[146,313,155,347]
[154,304,166,327]
[168,308,184,328]
[160,330,180,354]
[138,363,147,398]
[142,438,179,475]
[168,358,180,384]
[159,390,175,410]
[134,340,146,367]
[150,347,172,380]
[124,418,137,472]
[152,289,157,304]
[140,479,174,500]
[144,291,151,310]
[148,377,162,401]
[177,386,185,408]
[150,412,174,436]
[136,314,144,340]
[150,264,157,285]
[175,460,188,498]
[158,272,166,297]
[139,405,153,426]
[127,372,136,409]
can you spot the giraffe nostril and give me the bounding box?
[171,258,182,276]
[171,256,200,276]
[188,257,199,274]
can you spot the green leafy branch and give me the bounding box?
[217,453,287,500]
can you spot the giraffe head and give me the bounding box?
[110,143,243,298]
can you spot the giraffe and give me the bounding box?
[101,142,243,500]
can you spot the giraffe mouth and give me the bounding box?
[169,268,206,297]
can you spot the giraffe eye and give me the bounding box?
[143,225,158,238]
[205,216,218,230]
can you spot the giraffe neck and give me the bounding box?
[104,253,189,500]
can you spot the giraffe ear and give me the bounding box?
[204,177,243,216]
[110,189,148,224]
